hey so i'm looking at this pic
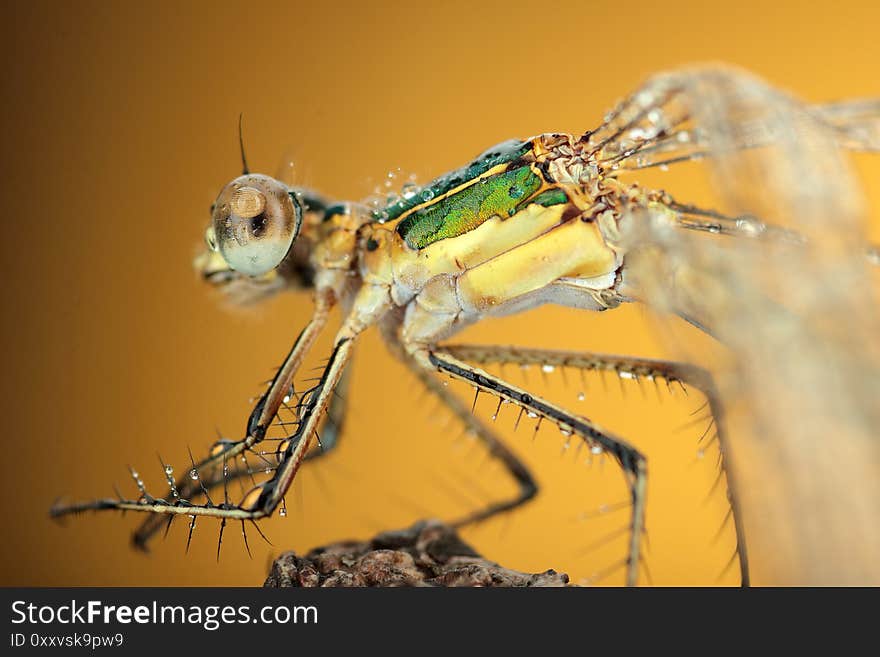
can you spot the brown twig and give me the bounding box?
[264,519,569,587]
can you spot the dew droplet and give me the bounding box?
[401,181,420,200]
[279,508,287,517]
[164,465,174,475]
[541,364,555,373]
[591,445,603,455]
[189,469,199,480]
[526,411,538,419]
[577,392,586,401]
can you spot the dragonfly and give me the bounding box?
[51,65,880,586]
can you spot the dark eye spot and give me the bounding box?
[250,213,267,236]
[366,238,379,251]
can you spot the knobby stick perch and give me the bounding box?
[264,519,569,587]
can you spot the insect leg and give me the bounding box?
[428,347,647,587]
[252,336,357,516]
[51,293,337,542]
[442,344,750,586]
[119,362,353,549]
[304,359,352,458]
[400,353,537,526]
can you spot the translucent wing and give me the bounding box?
[607,65,880,584]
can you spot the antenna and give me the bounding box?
[238,113,250,175]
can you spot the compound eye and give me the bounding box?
[211,174,302,276]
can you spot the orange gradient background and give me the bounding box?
[1,0,878,586]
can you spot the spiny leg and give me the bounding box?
[50,335,354,560]
[50,293,341,541]
[251,336,356,516]
[125,361,353,550]
[442,343,749,586]
[306,358,352,456]
[400,353,537,527]
[428,348,647,587]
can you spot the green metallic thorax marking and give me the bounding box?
[396,165,546,250]
[528,188,568,208]
[375,139,532,223]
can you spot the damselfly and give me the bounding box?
[52,65,880,585]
